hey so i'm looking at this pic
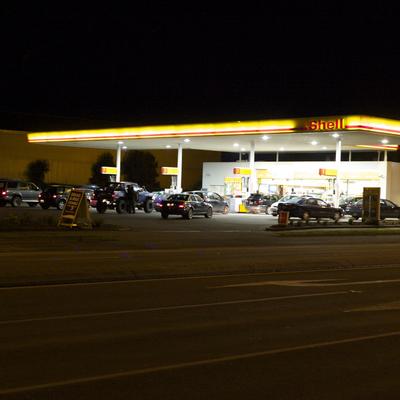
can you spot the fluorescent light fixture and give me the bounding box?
[262,135,269,140]
[241,148,246,151]
[233,143,239,147]
[332,133,340,138]
[381,139,389,144]
[166,145,171,148]
[311,140,318,145]
[279,147,284,151]
[322,146,327,150]
[122,146,127,150]
[118,141,124,145]
[184,138,190,143]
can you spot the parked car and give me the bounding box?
[160,193,213,219]
[278,197,343,221]
[268,194,305,216]
[152,191,166,212]
[38,184,74,210]
[91,182,153,214]
[345,198,400,220]
[245,193,279,214]
[0,179,40,207]
[339,195,363,210]
[184,191,229,214]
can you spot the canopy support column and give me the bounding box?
[335,138,342,207]
[177,143,183,193]
[116,142,122,182]
[249,140,256,193]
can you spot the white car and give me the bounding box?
[268,195,305,216]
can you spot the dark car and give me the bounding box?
[184,191,229,214]
[245,193,279,214]
[0,179,40,207]
[38,184,74,210]
[346,198,400,220]
[91,182,153,214]
[160,193,213,219]
[339,195,363,210]
[278,197,343,221]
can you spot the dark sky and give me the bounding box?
[1,5,400,128]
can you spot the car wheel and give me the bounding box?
[161,212,169,219]
[28,202,38,207]
[40,203,50,210]
[57,199,66,210]
[223,205,229,215]
[143,198,154,213]
[96,201,107,214]
[333,212,341,222]
[11,196,22,207]
[205,207,213,218]
[185,208,193,220]
[116,199,127,214]
[302,211,310,221]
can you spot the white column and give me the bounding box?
[381,150,388,199]
[249,140,256,193]
[334,138,342,207]
[177,143,183,193]
[116,142,122,182]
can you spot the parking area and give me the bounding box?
[0,204,276,232]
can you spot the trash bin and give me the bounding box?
[278,211,289,226]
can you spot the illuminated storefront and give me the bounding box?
[27,115,400,205]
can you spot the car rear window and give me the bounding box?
[167,194,189,201]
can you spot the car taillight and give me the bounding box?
[1,190,6,196]
[178,201,185,208]
[53,195,57,198]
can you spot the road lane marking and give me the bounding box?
[2,264,400,290]
[212,278,400,288]
[1,328,400,396]
[0,290,351,325]
[345,301,400,312]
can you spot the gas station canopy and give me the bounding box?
[27,115,400,152]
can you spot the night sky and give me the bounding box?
[1,5,400,129]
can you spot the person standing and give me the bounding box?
[126,184,136,214]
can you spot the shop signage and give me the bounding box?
[319,168,337,177]
[224,177,242,183]
[101,166,117,175]
[161,167,179,175]
[304,118,344,131]
[58,189,92,229]
[233,167,251,175]
[362,187,380,224]
[256,169,269,178]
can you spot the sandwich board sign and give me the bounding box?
[58,189,92,229]
[362,187,380,225]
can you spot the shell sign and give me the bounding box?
[161,167,179,175]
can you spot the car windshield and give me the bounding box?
[282,196,303,204]
[167,194,189,201]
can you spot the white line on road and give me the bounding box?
[0,290,351,325]
[1,264,399,291]
[1,328,399,396]
[213,278,400,288]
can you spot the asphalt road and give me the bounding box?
[3,265,400,399]
[2,205,400,398]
